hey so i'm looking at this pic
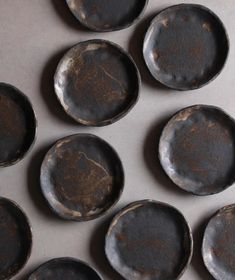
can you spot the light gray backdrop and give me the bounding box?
[0,1,234,279]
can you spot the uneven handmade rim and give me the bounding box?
[0,83,37,167]
[202,204,235,280]
[66,0,149,32]
[54,39,141,127]
[105,199,193,280]
[0,196,33,280]
[143,3,230,91]
[158,104,235,196]
[40,133,125,221]
[28,257,103,279]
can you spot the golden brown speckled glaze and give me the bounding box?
[40,134,124,221]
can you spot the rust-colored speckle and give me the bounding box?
[203,22,212,32]
[153,50,159,61]
[161,18,169,27]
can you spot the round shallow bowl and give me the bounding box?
[0,197,32,280]
[54,39,140,126]
[28,258,102,280]
[159,105,235,195]
[203,204,235,280]
[66,0,148,32]
[0,83,36,167]
[40,134,124,221]
[105,200,193,280]
[143,4,229,90]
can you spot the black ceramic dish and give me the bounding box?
[159,105,235,196]
[0,197,32,280]
[143,4,229,90]
[54,39,140,126]
[66,0,148,32]
[202,204,235,280]
[28,257,102,280]
[0,83,37,167]
[105,200,193,280]
[40,134,124,221]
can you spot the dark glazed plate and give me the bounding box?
[40,134,124,221]
[0,197,32,280]
[105,200,193,280]
[54,39,140,126]
[28,258,102,280]
[0,83,37,167]
[159,105,235,195]
[143,4,229,90]
[66,0,148,32]
[202,204,235,280]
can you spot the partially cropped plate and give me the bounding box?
[66,0,148,32]
[105,200,193,280]
[40,134,124,221]
[159,105,235,195]
[0,197,32,280]
[203,204,235,280]
[143,4,229,90]
[28,258,102,280]
[54,39,140,126]
[0,83,36,166]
